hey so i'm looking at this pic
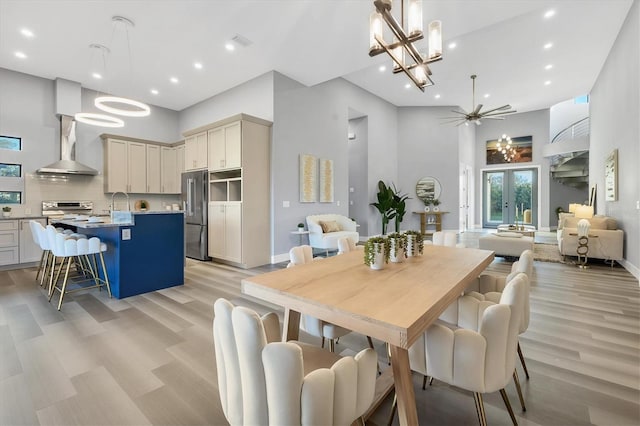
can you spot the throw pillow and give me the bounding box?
[319,220,341,233]
[496,232,523,238]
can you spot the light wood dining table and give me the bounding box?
[241,245,494,426]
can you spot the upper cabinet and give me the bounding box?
[208,121,241,171]
[102,135,182,194]
[185,131,208,171]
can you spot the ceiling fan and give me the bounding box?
[442,75,516,126]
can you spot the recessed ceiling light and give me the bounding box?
[544,42,553,49]
[92,72,102,79]
[434,94,441,99]
[484,93,490,98]
[544,80,552,86]
[545,64,553,70]
[20,28,34,38]
[194,62,203,70]
[378,65,386,72]
[151,89,159,95]
[225,42,235,51]
[14,51,27,59]
[170,77,179,84]
[544,10,556,19]
[405,83,411,89]
[448,42,457,49]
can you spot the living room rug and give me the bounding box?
[533,242,564,263]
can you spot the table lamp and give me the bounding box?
[574,204,594,219]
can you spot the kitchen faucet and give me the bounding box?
[110,191,130,212]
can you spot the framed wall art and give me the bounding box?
[486,135,532,165]
[319,158,334,203]
[299,154,317,202]
[604,149,618,201]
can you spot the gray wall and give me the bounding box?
[178,72,274,134]
[589,0,639,277]
[272,72,397,257]
[548,179,589,228]
[397,107,461,233]
[474,109,551,230]
[348,116,369,236]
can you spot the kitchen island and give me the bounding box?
[53,211,184,298]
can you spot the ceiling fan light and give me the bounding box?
[428,20,442,59]
[369,11,383,52]
[408,0,423,36]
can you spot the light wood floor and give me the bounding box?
[1,242,638,425]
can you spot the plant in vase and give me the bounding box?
[297,222,305,232]
[422,199,432,212]
[363,236,390,270]
[2,206,11,218]
[370,180,395,235]
[404,230,424,257]
[391,184,411,233]
[387,232,407,263]
[431,198,441,212]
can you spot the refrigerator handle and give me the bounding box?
[187,178,194,216]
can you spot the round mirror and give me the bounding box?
[415,176,442,203]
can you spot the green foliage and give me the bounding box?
[363,236,390,266]
[387,232,407,257]
[297,222,305,228]
[404,230,424,254]
[370,180,396,235]
[2,206,11,212]
[391,183,411,233]
[431,198,441,206]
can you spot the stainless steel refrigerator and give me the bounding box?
[181,170,209,260]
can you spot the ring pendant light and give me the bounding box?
[94,96,150,117]
[75,112,125,128]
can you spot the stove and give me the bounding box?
[42,200,94,219]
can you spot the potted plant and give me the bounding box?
[364,236,390,270]
[391,184,411,233]
[370,180,396,235]
[404,230,424,257]
[423,199,432,212]
[297,222,305,232]
[139,200,148,211]
[2,206,11,218]
[387,232,407,263]
[431,198,441,212]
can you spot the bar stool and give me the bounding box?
[45,225,111,310]
[28,220,47,283]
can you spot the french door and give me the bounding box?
[483,168,538,228]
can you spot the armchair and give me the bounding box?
[306,214,359,253]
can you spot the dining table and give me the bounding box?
[241,244,494,425]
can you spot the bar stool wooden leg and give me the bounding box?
[98,251,112,298]
[56,257,73,311]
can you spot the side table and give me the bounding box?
[291,230,310,245]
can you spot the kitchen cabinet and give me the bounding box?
[208,203,241,263]
[176,144,185,179]
[146,144,161,193]
[208,121,241,171]
[19,218,45,263]
[104,138,147,193]
[0,220,19,266]
[161,146,179,194]
[185,131,208,170]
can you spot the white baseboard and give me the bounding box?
[618,259,640,282]
[271,252,290,264]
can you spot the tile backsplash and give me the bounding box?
[13,173,181,216]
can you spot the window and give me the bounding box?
[0,191,21,204]
[0,136,21,151]
[0,163,21,177]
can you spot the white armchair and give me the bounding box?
[425,231,465,248]
[403,274,528,426]
[213,298,377,425]
[306,214,359,253]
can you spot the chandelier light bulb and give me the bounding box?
[428,20,442,59]
[408,0,423,36]
[369,11,383,52]
[414,65,427,85]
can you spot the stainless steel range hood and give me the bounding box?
[37,115,98,175]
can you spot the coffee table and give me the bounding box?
[497,224,536,237]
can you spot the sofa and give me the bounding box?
[306,214,359,252]
[557,214,623,262]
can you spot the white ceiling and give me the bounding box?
[0,0,633,114]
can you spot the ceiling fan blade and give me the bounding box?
[449,110,468,116]
[483,116,506,120]
[440,118,467,125]
[480,105,512,115]
[482,110,517,118]
[472,104,483,115]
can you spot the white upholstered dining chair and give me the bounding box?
[391,273,528,426]
[426,231,465,248]
[465,249,534,379]
[337,237,362,255]
[213,298,377,425]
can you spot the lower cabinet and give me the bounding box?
[208,203,242,263]
[0,218,45,266]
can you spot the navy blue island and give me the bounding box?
[55,211,184,299]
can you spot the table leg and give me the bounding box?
[283,308,301,341]
[389,345,419,426]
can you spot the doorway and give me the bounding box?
[482,168,538,228]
